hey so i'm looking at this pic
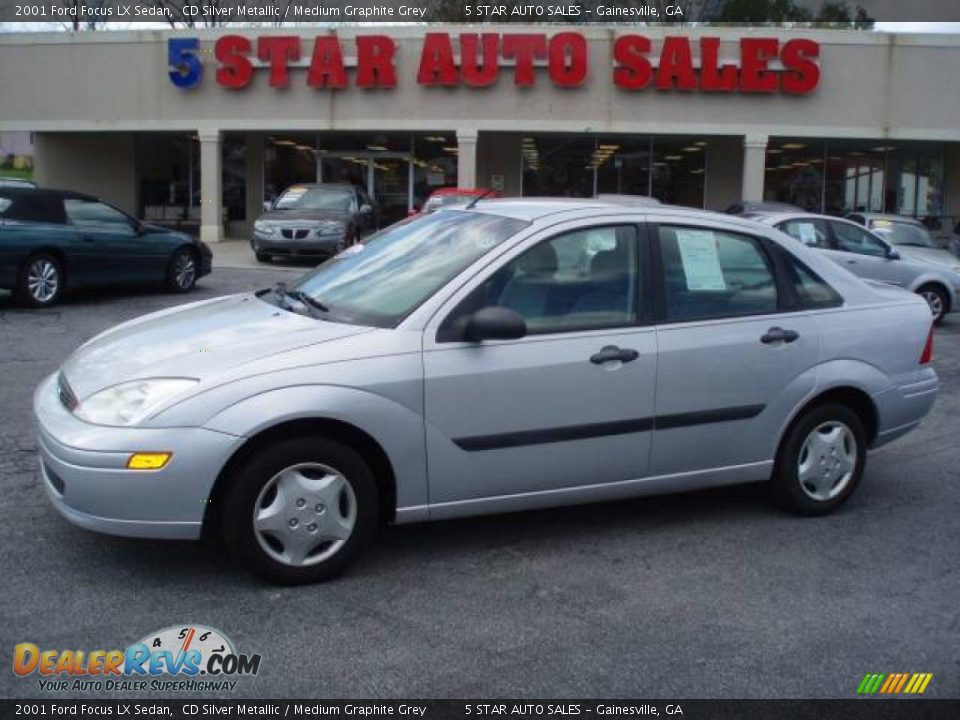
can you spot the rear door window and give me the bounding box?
[3,194,66,223]
[658,225,778,321]
[778,219,831,249]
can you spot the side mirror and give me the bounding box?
[887,247,900,260]
[133,220,146,235]
[262,200,273,212]
[359,203,373,215]
[464,306,527,342]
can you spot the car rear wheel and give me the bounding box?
[917,284,948,324]
[166,247,197,293]
[221,436,379,584]
[17,253,63,307]
[772,403,866,515]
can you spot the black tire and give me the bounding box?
[771,403,867,516]
[16,252,63,307]
[255,251,272,263]
[166,247,198,293]
[917,283,948,324]
[221,436,379,584]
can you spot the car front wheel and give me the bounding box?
[772,403,866,515]
[221,437,379,584]
[17,253,63,307]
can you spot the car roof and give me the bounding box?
[429,187,494,196]
[282,183,357,192]
[0,186,97,201]
[461,197,751,227]
[856,213,925,226]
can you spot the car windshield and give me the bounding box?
[871,220,936,248]
[274,187,353,212]
[283,210,528,327]
[423,194,478,213]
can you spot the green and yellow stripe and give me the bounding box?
[857,672,933,694]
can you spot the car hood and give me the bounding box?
[259,209,351,223]
[897,245,959,270]
[61,294,371,401]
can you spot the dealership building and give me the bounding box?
[1,25,959,243]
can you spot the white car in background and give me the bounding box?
[753,212,960,323]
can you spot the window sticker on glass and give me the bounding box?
[797,223,818,246]
[676,229,726,291]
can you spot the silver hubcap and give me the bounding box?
[798,421,858,501]
[27,259,59,302]
[252,462,357,567]
[174,253,196,288]
[921,290,944,319]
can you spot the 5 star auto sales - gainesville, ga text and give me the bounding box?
[11,625,261,692]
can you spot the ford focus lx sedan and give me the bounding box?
[35,200,938,584]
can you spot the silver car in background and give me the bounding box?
[35,200,938,583]
[754,212,960,323]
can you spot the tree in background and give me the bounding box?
[59,0,106,30]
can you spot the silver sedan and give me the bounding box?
[35,200,938,583]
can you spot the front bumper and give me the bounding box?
[252,230,344,258]
[34,373,242,540]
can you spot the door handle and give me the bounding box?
[590,345,639,364]
[81,235,95,242]
[760,327,800,345]
[845,259,857,264]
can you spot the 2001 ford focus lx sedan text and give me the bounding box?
[34,199,939,584]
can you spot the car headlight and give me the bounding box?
[74,378,199,426]
[316,221,345,236]
[254,220,276,236]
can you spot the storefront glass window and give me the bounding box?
[767,138,946,221]
[521,134,595,198]
[264,133,316,202]
[651,138,705,206]
[596,136,650,197]
[520,133,705,208]
[136,133,199,225]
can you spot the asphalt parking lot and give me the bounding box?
[1,266,958,700]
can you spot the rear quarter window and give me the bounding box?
[0,196,12,216]
[4,195,66,223]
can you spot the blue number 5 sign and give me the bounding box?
[168,38,203,88]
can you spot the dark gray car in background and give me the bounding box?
[252,183,378,264]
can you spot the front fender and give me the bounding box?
[203,385,428,517]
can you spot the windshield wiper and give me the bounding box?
[262,282,330,317]
[290,289,330,314]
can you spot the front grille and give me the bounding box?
[57,373,78,412]
[280,228,311,240]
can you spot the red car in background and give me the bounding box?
[411,187,502,217]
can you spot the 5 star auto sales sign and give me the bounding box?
[168,32,820,94]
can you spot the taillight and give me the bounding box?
[919,325,934,365]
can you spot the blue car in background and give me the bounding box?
[0,187,212,307]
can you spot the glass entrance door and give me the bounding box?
[319,152,412,227]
